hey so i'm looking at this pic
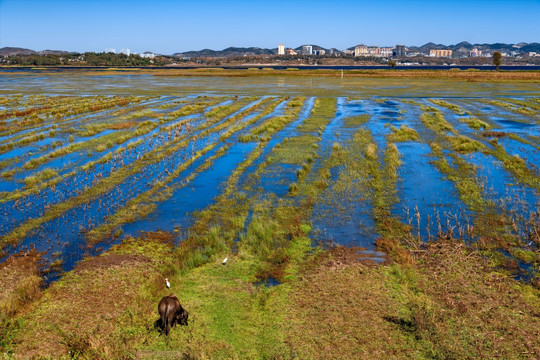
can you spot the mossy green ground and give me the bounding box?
[3,231,539,359]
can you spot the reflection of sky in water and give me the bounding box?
[2,71,540,97]
[498,138,539,175]
[0,96,290,274]
[311,97,379,248]
[393,141,471,240]
[0,75,539,280]
[465,152,538,218]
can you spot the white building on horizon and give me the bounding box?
[140,52,156,59]
[354,45,368,57]
[278,43,285,55]
[355,45,393,57]
[104,48,116,53]
[302,45,312,55]
[469,48,482,57]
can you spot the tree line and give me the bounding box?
[0,52,175,66]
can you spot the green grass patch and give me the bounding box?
[388,125,419,142]
[448,135,484,153]
[343,114,370,127]
[420,106,455,134]
[489,99,537,116]
[489,144,540,189]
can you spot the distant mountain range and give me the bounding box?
[173,47,274,57]
[0,47,74,56]
[2,41,540,58]
[406,41,540,54]
[175,42,540,57]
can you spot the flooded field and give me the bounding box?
[0,72,538,281]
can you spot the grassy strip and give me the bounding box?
[507,132,538,148]
[430,99,470,115]
[298,97,337,133]
[0,131,47,155]
[343,114,370,127]
[76,110,156,136]
[421,106,485,153]
[488,99,537,116]
[266,98,336,167]
[420,106,455,134]
[388,125,419,142]
[448,135,484,153]
[489,144,540,189]
[502,97,540,111]
[22,168,58,188]
[240,96,306,142]
[157,98,192,110]
[368,137,409,243]
[430,99,492,130]
[462,117,491,130]
[161,96,227,124]
[430,142,489,212]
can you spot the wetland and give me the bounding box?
[0,69,539,359]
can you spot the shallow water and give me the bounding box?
[393,141,472,240]
[2,71,540,98]
[0,73,539,278]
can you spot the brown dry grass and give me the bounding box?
[9,233,174,359]
[5,68,540,82]
[413,241,540,358]
[0,250,43,319]
[107,121,137,130]
[285,240,540,359]
[286,250,419,359]
[149,68,540,82]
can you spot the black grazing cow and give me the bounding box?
[158,294,188,336]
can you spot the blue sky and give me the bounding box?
[1,0,539,54]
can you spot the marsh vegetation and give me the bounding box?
[0,73,539,358]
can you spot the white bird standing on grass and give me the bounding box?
[165,278,170,289]
[222,257,228,265]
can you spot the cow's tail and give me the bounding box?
[163,307,171,336]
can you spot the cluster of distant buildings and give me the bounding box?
[276,43,524,59]
[277,44,329,56]
[428,48,483,58]
[103,48,157,58]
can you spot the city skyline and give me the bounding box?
[1,0,539,54]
